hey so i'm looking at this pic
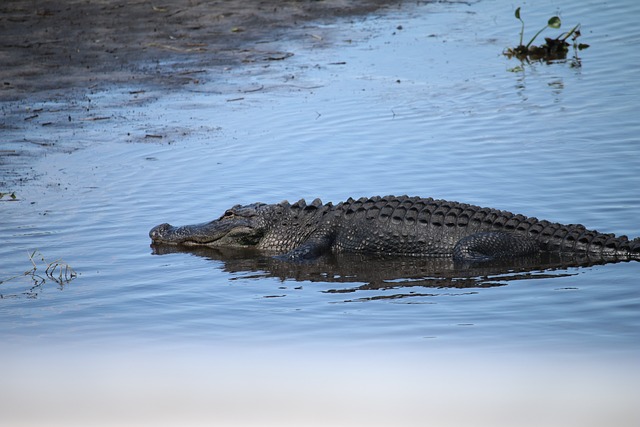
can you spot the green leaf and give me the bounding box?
[548,16,561,29]
[515,7,521,20]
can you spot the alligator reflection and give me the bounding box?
[150,245,621,299]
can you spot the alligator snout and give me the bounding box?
[149,223,173,242]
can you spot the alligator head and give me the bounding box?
[149,203,268,247]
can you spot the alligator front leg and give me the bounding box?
[453,231,540,262]
[278,233,335,261]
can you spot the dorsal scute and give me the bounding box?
[502,213,526,229]
[568,223,585,232]
[297,198,325,213]
[291,199,307,209]
[310,198,323,208]
[342,198,359,218]
[626,238,640,255]
[387,198,401,209]
[515,216,539,232]
[288,198,331,217]
[492,212,515,228]
[399,197,418,209]
[342,196,478,226]
[444,207,464,227]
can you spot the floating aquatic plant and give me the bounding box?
[504,7,589,63]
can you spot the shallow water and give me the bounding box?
[2,1,640,419]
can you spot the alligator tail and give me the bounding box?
[520,220,639,259]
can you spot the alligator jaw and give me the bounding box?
[149,222,212,245]
[149,220,258,247]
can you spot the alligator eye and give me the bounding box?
[221,210,235,219]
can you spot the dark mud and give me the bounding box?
[0,0,403,100]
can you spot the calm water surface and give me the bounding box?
[2,0,639,368]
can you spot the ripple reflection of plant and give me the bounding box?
[0,250,76,298]
[504,7,589,64]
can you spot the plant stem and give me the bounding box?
[525,25,548,49]
[560,23,581,41]
[515,7,525,46]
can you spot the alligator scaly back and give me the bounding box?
[330,195,640,258]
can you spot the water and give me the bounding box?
[2,1,640,424]
[2,0,639,349]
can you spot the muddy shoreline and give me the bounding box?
[1,0,407,189]
[1,0,404,100]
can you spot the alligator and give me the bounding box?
[149,195,640,263]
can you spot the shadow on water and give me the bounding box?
[149,245,633,300]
